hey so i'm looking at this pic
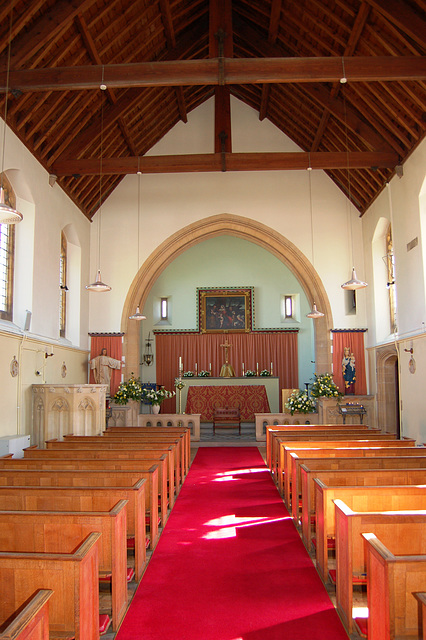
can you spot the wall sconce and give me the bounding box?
[141,332,154,366]
[45,351,54,358]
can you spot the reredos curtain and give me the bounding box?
[155,332,298,414]
[332,331,367,395]
[89,335,122,396]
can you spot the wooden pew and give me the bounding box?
[0,532,101,640]
[299,466,426,549]
[0,482,147,581]
[363,532,426,640]
[26,444,176,510]
[291,455,426,523]
[270,430,404,483]
[413,593,426,640]
[0,501,129,631]
[275,436,415,498]
[0,454,169,529]
[0,589,52,640]
[62,432,187,481]
[104,426,191,474]
[282,445,426,508]
[265,424,375,471]
[47,437,183,494]
[268,425,383,480]
[0,467,159,550]
[332,498,426,634]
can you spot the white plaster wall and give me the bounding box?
[88,97,368,333]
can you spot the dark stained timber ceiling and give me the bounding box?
[0,0,424,220]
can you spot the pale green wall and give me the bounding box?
[139,235,315,389]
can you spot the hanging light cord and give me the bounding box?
[342,86,354,268]
[308,153,315,266]
[1,1,14,190]
[97,97,104,272]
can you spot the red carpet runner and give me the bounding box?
[117,447,348,639]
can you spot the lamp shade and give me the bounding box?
[306,302,324,319]
[0,187,23,224]
[129,306,146,321]
[85,269,111,292]
[341,267,368,290]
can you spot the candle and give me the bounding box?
[256,362,259,375]
[209,362,212,372]
[270,362,273,375]
[179,356,182,373]
[242,362,245,376]
[195,362,198,374]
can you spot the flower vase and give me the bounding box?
[151,404,160,414]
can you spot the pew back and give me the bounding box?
[0,589,53,640]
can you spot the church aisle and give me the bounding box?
[116,447,348,640]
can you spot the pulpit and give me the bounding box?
[32,384,107,446]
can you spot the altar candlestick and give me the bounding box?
[242,362,245,376]
[179,356,182,374]
[195,362,198,375]
[209,362,212,373]
[270,362,273,375]
[256,362,259,376]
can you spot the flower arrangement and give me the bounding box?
[198,370,210,377]
[183,371,194,377]
[310,373,342,399]
[113,375,143,405]
[285,389,316,415]
[245,370,256,377]
[141,387,176,406]
[260,369,271,376]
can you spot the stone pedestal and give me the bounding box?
[32,384,107,447]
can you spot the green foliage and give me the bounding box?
[285,389,316,415]
[310,373,342,399]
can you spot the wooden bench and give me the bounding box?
[48,436,184,492]
[272,433,410,489]
[0,482,147,581]
[413,593,426,640]
[266,424,379,474]
[363,532,426,640]
[269,429,401,482]
[0,454,169,529]
[332,497,426,634]
[0,502,129,631]
[104,426,191,474]
[30,443,176,508]
[299,466,426,549]
[0,532,101,640]
[62,432,188,479]
[282,445,426,509]
[0,589,53,640]
[212,407,241,435]
[0,467,159,550]
[291,455,426,524]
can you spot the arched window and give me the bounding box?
[0,175,15,321]
[59,231,67,337]
[386,225,397,334]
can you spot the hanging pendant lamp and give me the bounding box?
[129,306,146,321]
[340,84,367,291]
[129,166,146,320]
[341,267,368,290]
[306,302,324,319]
[85,269,111,292]
[0,187,23,224]
[86,94,111,292]
[306,162,324,319]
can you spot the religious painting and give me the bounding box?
[198,287,253,333]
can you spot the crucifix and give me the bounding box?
[219,334,236,377]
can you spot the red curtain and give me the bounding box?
[89,335,123,396]
[155,332,298,414]
[332,331,367,395]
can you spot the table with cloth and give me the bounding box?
[185,384,271,421]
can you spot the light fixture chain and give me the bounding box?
[1,0,14,188]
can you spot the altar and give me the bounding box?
[179,377,279,422]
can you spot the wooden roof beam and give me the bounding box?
[4,56,425,92]
[365,0,426,49]
[52,150,399,176]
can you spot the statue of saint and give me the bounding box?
[342,346,356,394]
[90,347,122,394]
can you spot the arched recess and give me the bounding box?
[376,344,400,435]
[121,213,333,378]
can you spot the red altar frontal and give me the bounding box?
[185,385,270,421]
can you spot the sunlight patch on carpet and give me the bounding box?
[202,513,291,539]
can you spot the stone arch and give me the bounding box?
[376,344,400,435]
[121,213,333,377]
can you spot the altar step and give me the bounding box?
[199,422,257,443]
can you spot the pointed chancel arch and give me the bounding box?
[121,213,333,378]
